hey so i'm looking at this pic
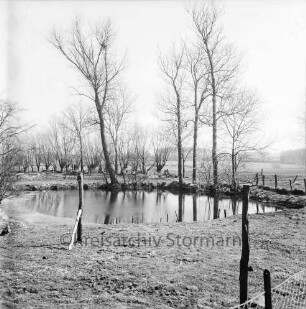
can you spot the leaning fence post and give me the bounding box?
[274,175,277,189]
[264,269,272,309]
[240,185,250,304]
[289,180,292,191]
[77,172,84,242]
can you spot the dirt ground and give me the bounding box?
[0,202,305,309]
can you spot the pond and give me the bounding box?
[2,190,279,224]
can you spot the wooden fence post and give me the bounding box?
[264,269,272,309]
[304,179,306,195]
[289,180,292,191]
[240,185,250,304]
[68,209,82,250]
[77,172,84,242]
[262,175,265,187]
[274,175,277,189]
[255,173,259,186]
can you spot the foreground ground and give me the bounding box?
[0,203,305,308]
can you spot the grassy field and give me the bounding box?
[0,204,305,309]
[164,161,306,191]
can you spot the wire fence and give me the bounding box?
[230,269,306,309]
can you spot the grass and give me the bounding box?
[0,207,305,309]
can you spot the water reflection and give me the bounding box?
[2,190,279,225]
[193,195,197,222]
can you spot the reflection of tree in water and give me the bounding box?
[156,190,162,204]
[104,191,118,224]
[207,197,211,220]
[178,193,185,222]
[231,197,238,215]
[32,191,65,217]
[213,194,219,219]
[193,194,197,221]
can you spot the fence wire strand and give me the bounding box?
[230,269,306,309]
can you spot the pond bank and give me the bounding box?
[0,205,305,308]
[12,176,306,209]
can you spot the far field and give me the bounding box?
[164,161,306,191]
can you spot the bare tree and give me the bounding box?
[158,44,186,187]
[118,133,132,175]
[152,132,173,173]
[38,131,54,171]
[49,117,75,173]
[83,133,102,174]
[28,134,44,172]
[185,45,210,183]
[104,86,132,174]
[221,89,265,189]
[0,100,26,201]
[50,18,125,185]
[129,125,154,175]
[63,101,91,172]
[188,2,240,190]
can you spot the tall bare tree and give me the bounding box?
[185,45,210,183]
[159,44,186,187]
[50,18,125,185]
[188,2,240,190]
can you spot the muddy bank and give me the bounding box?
[250,187,306,209]
[0,206,305,309]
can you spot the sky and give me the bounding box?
[0,0,305,152]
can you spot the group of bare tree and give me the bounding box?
[8,1,264,191]
[18,101,174,181]
[158,2,264,190]
[0,99,28,201]
[48,17,177,186]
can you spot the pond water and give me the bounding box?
[2,190,279,224]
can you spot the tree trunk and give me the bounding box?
[212,94,218,190]
[231,140,236,190]
[114,149,118,175]
[231,152,236,190]
[96,104,118,185]
[177,100,183,187]
[156,164,163,173]
[206,43,218,192]
[192,111,199,183]
[80,137,84,172]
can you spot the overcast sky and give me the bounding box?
[0,0,305,152]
